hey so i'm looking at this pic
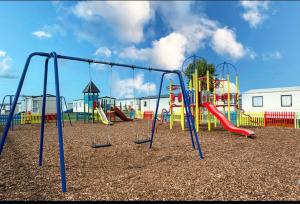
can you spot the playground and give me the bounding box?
[0,121,300,200]
[1,52,300,201]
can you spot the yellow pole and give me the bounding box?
[213,76,217,128]
[195,68,199,132]
[193,71,196,130]
[189,80,192,91]
[236,75,239,127]
[188,79,193,127]
[181,88,184,130]
[227,74,230,121]
[170,80,173,130]
[21,113,24,125]
[222,77,225,114]
[199,79,201,125]
[207,70,211,131]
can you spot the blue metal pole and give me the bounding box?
[149,73,165,148]
[176,76,195,149]
[177,80,196,149]
[52,52,67,193]
[39,57,50,166]
[177,71,203,159]
[0,53,41,154]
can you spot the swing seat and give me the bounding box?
[91,143,112,148]
[134,138,151,144]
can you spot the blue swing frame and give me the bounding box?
[0,52,203,192]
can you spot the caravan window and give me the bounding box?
[33,100,38,112]
[281,95,292,107]
[144,101,147,107]
[252,96,263,107]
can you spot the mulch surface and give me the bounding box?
[0,120,300,201]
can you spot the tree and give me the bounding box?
[184,59,216,91]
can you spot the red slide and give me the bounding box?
[202,102,255,137]
[113,107,133,121]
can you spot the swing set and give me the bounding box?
[0,51,203,193]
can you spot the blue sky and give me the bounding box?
[0,1,300,103]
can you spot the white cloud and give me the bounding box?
[0,50,6,57]
[248,49,258,60]
[91,63,106,71]
[32,30,52,39]
[119,33,188,69]
[152,1,217,54]
[73,1,151,43]
[0,56,11,72]
[211,27,246,60]
[68,1,253,65]
[118,2,252,68]
[240,1,270,28]
[262,51,282,61]
[115,73,156,98]
[0,52,16,79]
[43,24,67,37]
[33,24,66,40]
[75,29,100,45]
[151,33,188,69]
[119,46,150,61]
[94,47,112,58]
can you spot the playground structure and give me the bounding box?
[180,56,254,137]
[167,80,184,130]
[153,57,300,132]
[0,52,203,193]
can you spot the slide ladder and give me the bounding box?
[202,102,254,137]
[95,108,113,125]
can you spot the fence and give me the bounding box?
[2,110,300,129]
[240,111,300,129]
[20,113,58,124]
[239,111,265,127]
[265,111,295,128]
[0,114,21,126]
[199,110,300,129]
[295,112,300,129]
[0,113,58,126]
[135,110,143,119]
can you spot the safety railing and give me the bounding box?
[239,111,265,127]
[3,110,300,129]
[0,114,21,126]
[20,113,57,124]
[265,111,294,128]
[295,112,300,129]
[135,110,143,119]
